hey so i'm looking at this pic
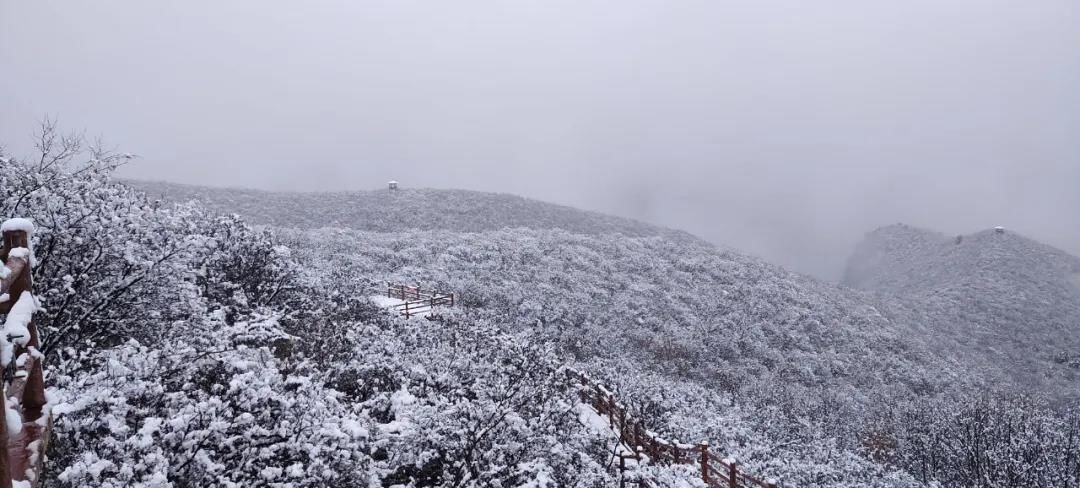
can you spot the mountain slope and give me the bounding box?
[127,181,1080,486]
[6,165,634,488]
[126,180,688,239]
[845,224,1080,385]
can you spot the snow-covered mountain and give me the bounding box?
[846,223,1080,389]
[124,180,1080,486]
[12,164,660,487]
[130,181,955,394]
[127,180,688,239]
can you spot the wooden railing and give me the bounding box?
[569,369,777,488]
[0,218,50,488]
[386,283,455,318]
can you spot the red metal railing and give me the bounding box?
[0,219,50,488]
[569,369,777,488]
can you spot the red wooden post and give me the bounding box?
[699,443,710,485]
[1,225,44,486]
[728,460,738,488]
[10,232,44,420]
[3,228,43,417]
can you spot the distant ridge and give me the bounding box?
[845,223,1080,386]
[125,180,693,239]
[845,223,1080,297]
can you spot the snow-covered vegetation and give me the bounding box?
[129,181,685,239]
[136,179,1080,486]
[1,131,681,487]
[846,223,1080,389]
[2,128,1078,486]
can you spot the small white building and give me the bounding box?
[388,180,399,190]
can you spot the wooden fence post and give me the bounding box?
[0,227,31,313]
[728,460,738,488]
[7,229,44,421]
[699,442,710,485]
[673,440,682,464]
[3,226,45,419]
[1,225,45,487]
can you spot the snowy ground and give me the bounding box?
[370,295,406,308]
[368,295,433,318]
[575,402,641,468]
[575,402,709,487]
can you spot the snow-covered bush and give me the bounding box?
[276,223,1080,487]
[49,316,375,488]
[4,124,635,487]
[10,124,1079,486]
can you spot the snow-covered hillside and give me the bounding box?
[127,180,690,239]
[846,224,1080,388]
[131,181,1080,486]
[5,160,1076,487]
[4,157,685,487]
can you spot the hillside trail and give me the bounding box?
[378,283,778,487]
[570,370,779,488]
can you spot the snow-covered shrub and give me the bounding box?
[2,125,638,486]
[49,316,375,488]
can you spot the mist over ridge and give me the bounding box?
[3,0,1078,279]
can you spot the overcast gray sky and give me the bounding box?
[2,0,1078,279]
